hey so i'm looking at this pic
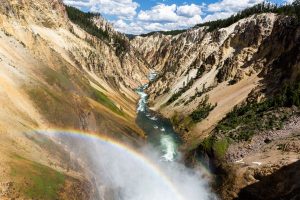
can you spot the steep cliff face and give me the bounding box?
[1,1,299,199]
[0,0,149,199]
[0,0,151,136]
[0,0,68,27]
[132,13,300,146]
[132,12,300,200]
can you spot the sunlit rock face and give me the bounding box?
[133,11,300,200]
[132,13,300,143]
[0,0,150,199]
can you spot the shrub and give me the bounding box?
[213,138,229,158]
[190,95,217,122]
[199,136,229,158]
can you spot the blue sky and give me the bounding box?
[63,0,292,34]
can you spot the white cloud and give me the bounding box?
[203,11,234,22]
[110,2,203,35]
[177,4,202,17]
[138,4,179,22]
[144,23,165,32]
[120,3,201,34]
[285,0,295,3]
[64,0,90,7]
[63,0,139,19]
[64,0,285,34]
[207,0,264,13]
[202,0,265,22]
[113,19,144,34]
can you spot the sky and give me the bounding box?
[63,0,294,35]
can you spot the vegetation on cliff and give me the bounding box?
[166,66,206,105]
[199,81,300,158]
[196,1,300,32]
[66,6,130,55]
[66,6,110,41]
[218,81,300,140]
[190,95,217,123]
[92,88,124,116]
[10,155,65,200]
[171,95,216,136]
[139,1,300,38]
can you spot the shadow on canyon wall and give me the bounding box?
[236,160,300,200]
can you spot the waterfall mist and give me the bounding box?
[47,132,217,200]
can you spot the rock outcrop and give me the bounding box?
[0,0,149,199]
[132,12,300,200]
[132,13,300,145]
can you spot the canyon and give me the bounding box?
[132,8,300,199]
[0,0,299,199]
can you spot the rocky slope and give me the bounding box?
[0,1,299,199]
[132,13,299,146]
[0,0,149,199]
[132,12,300,199]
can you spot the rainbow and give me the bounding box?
[32,128,186,200]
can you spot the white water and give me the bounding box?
[160,135,177,162]
[136,72,178,162]
[136,84,148,113]
[44,132,215,200]
[40,72,215,200]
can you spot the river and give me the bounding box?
[41,71,214,200]
[136,72,181,162]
